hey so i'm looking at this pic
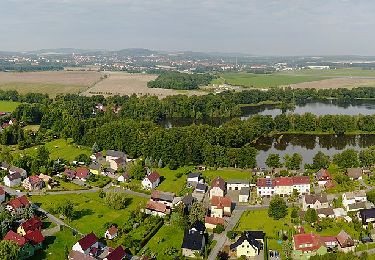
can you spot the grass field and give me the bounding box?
[0,100,21,112]
[281,68,375,77]
[30,192,147,235]
[19,138,91,161]
[144,223,184,259]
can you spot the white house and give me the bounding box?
[141,171,160,190]
[104,226,118,240]
[4,173,22,187]
[150,190,175,209]
[302,194,329,211]
[117,173,129,183]
[342,191,367,208]
[72,233,99,255]
[8,166,27,179]
[239,188,250,203]
[227,179,250,191]
[209,177,226,199]
[256,177,275,197]
[187,172,201,187]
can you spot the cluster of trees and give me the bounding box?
[147,71,215,90]
[266,153,303,170]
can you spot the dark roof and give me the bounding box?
[4,230,27,247]
[20,217,42,232]
[316,208,335,216]
[182,194,196,206]
[105,246,126,260]
[106,150,126,158]
[151,190,175,202]
[6,172,21,181]
[188,172,201,179]
[336,230,354,248]
[359,208,375,224]
[78,232,98,251]
[348,201,366,211]
[181,222,205,251]
[191,221,205,233]
[304,194,328,204]
[230,231,263,251]
[89,162,101,170]
[195,183,207,192]
[68,251,96,260]
[211,177,225,191]
[347,168,362,179]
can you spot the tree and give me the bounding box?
[313,151,330,169]
[105,192,129,210]
[213,224,225,234]
[291,207,299,219]
[304,208,318,224]
[367,190,375,204]
[268,196,288,220]
[0,240,19,260]
[0,147,13,163]
[92,142,100,153]
[284,153,302,170]
[56,200,74,221]
[74,154,90,165]
[266,153,282,168]
[128,160,146,180]
[189,202,205,224]
[333,149,359,168]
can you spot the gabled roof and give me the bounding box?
[256,178,274,188]
[227,179,249,185]
[27,175,43,185]
[274,177,293,186]
[304,194,328,204]
[151,190,175,202]
[20,217,42,232]
[146,171,160,183]
[293,233,324,252]
[146,201,167,213]
[105,246,126,260]
[64,168,76,177]
[181,222,205,251]
[316,169,332,180]
[4,230,27,247]
[336,230,354,248]
[347,168,362,179]
[292,176,310,185]
[182,194,196,206]
[195,183,207,192]
[77,232,98,251]
[106,150,126,158]
[316,208,335,216]
[211,196,231,208]
[205,216,225,226]
[344,190,366,199]
[89,162,101,170]
[24,230,45,245]
[107,226,118,236]
[76,167,90,179]
[348,201,366,211]
[240,187,250,195]
[230,231,262,251]
[68,251,96,260]
[187,172,201,179]
[6,172,21,181]
[360,208,375,222]
[211,177,225,191]
[8,195,30,209]
[9,166,25,174]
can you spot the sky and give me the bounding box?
[1,0,375,55]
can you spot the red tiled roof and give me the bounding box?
[64,168,76,177]
[76,167,90,179]
[8,195,30,210]
[105,246,126,260]
[28,175,43,185]
[0,186,4,195]
[24,230,45,245]
[320,236,337,244]
[146,171,160,183]
[4,230,27,247]
[317,169,332,181]
[107,226,118,236]
[211,177,225,191]
[205,216,225,226]
[293,233,323,252]
[78,232,98,251]
[146,201,167,213]
[211,196,231,208]
[21,217,42,233]
[274,177,293,186]
[256,178,274,187]
[292,176,310,185]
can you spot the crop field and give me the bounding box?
[214,69,375,89]
[82,72,204,98]
[0,71,103,96]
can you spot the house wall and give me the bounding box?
[293,184,310,195]
[227,183,250,191]
[239,194,249,202]
[205,222,217,230]
[210,187,224,198]
[4,177,21,187]
[275,185,293,196]
[211,207,223,218]
[257,187,275,197]
[236,240,258,257]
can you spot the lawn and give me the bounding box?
[30,192,147,236]
[29,227,79,260]
[281,68,375,77]
[203,168,253,182]
[19,138,91,162]
[144,223,184,259]
[0,100,21,112]
[155,166,194,194]
[214,72,327,88]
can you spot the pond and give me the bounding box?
[253,134,375,168]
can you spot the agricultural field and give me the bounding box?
[0,100,21,112]
[0,71,103,96]
[30,192,147,235]
[213,69,375,89]
[82,72,204,98]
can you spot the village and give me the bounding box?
[0,145,375,260]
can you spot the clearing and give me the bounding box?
[82,72,204,98]
[0,100,21,112]
[0,71,103,96]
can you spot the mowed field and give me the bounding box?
[0,71,103,96]
[82,72,204,98]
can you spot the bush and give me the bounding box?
[213,224,225,234]
[105,192,129,210]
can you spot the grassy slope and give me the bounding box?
[30,193,147,235]
[0,100,21,112]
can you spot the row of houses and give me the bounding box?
[256,176,310,197]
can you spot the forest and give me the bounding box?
[147,71,215,90]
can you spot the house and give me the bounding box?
[64,168,76,181]
[359,208,375,227]
[210,196,232,218]
[292,176,311,195]
[252,167,266,176]
[316,208,335,219]
[109,158,126,171]
[4,172,22,187]
[336,230,355,252]
[144,201,170,217]
[7,195,30,215]
[150,190,175,208]
[256,177,274,197]
[292,233,327,259]
[239,187,250,203]
[17,217,42,235]
[0,186,5,203]
[195,183,207,193]
[230,231,264,258]
[182,194,196,213]
[274,177,294,196]
[316,169,332,187]
[205,216,225,230]
[76,167,91,181]
[187,172,201,187]
[181,221,206,258]
[227,179,250,191]
[302,194,329,211]
[90,152,104,162]
[0,161,9,170]
[257,176,310,197]
[141,171,160,190]
[320,236,338,250]
[4,230,35,259]
[342,191,367,208]
[72,232,99,256]
[89,162,101,175]
[104,226,118,240]
[104,246,127,260]
[22,176,45,191]
[9,166,27,178]
[347,168,363,180]
[209,177,226,199]
[106,150,126,163]
[347,201,366,212]
[39,173,52,183]
[117,172,129,183]
[24,229,45,250]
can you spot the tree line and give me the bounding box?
[147,71,215,90]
